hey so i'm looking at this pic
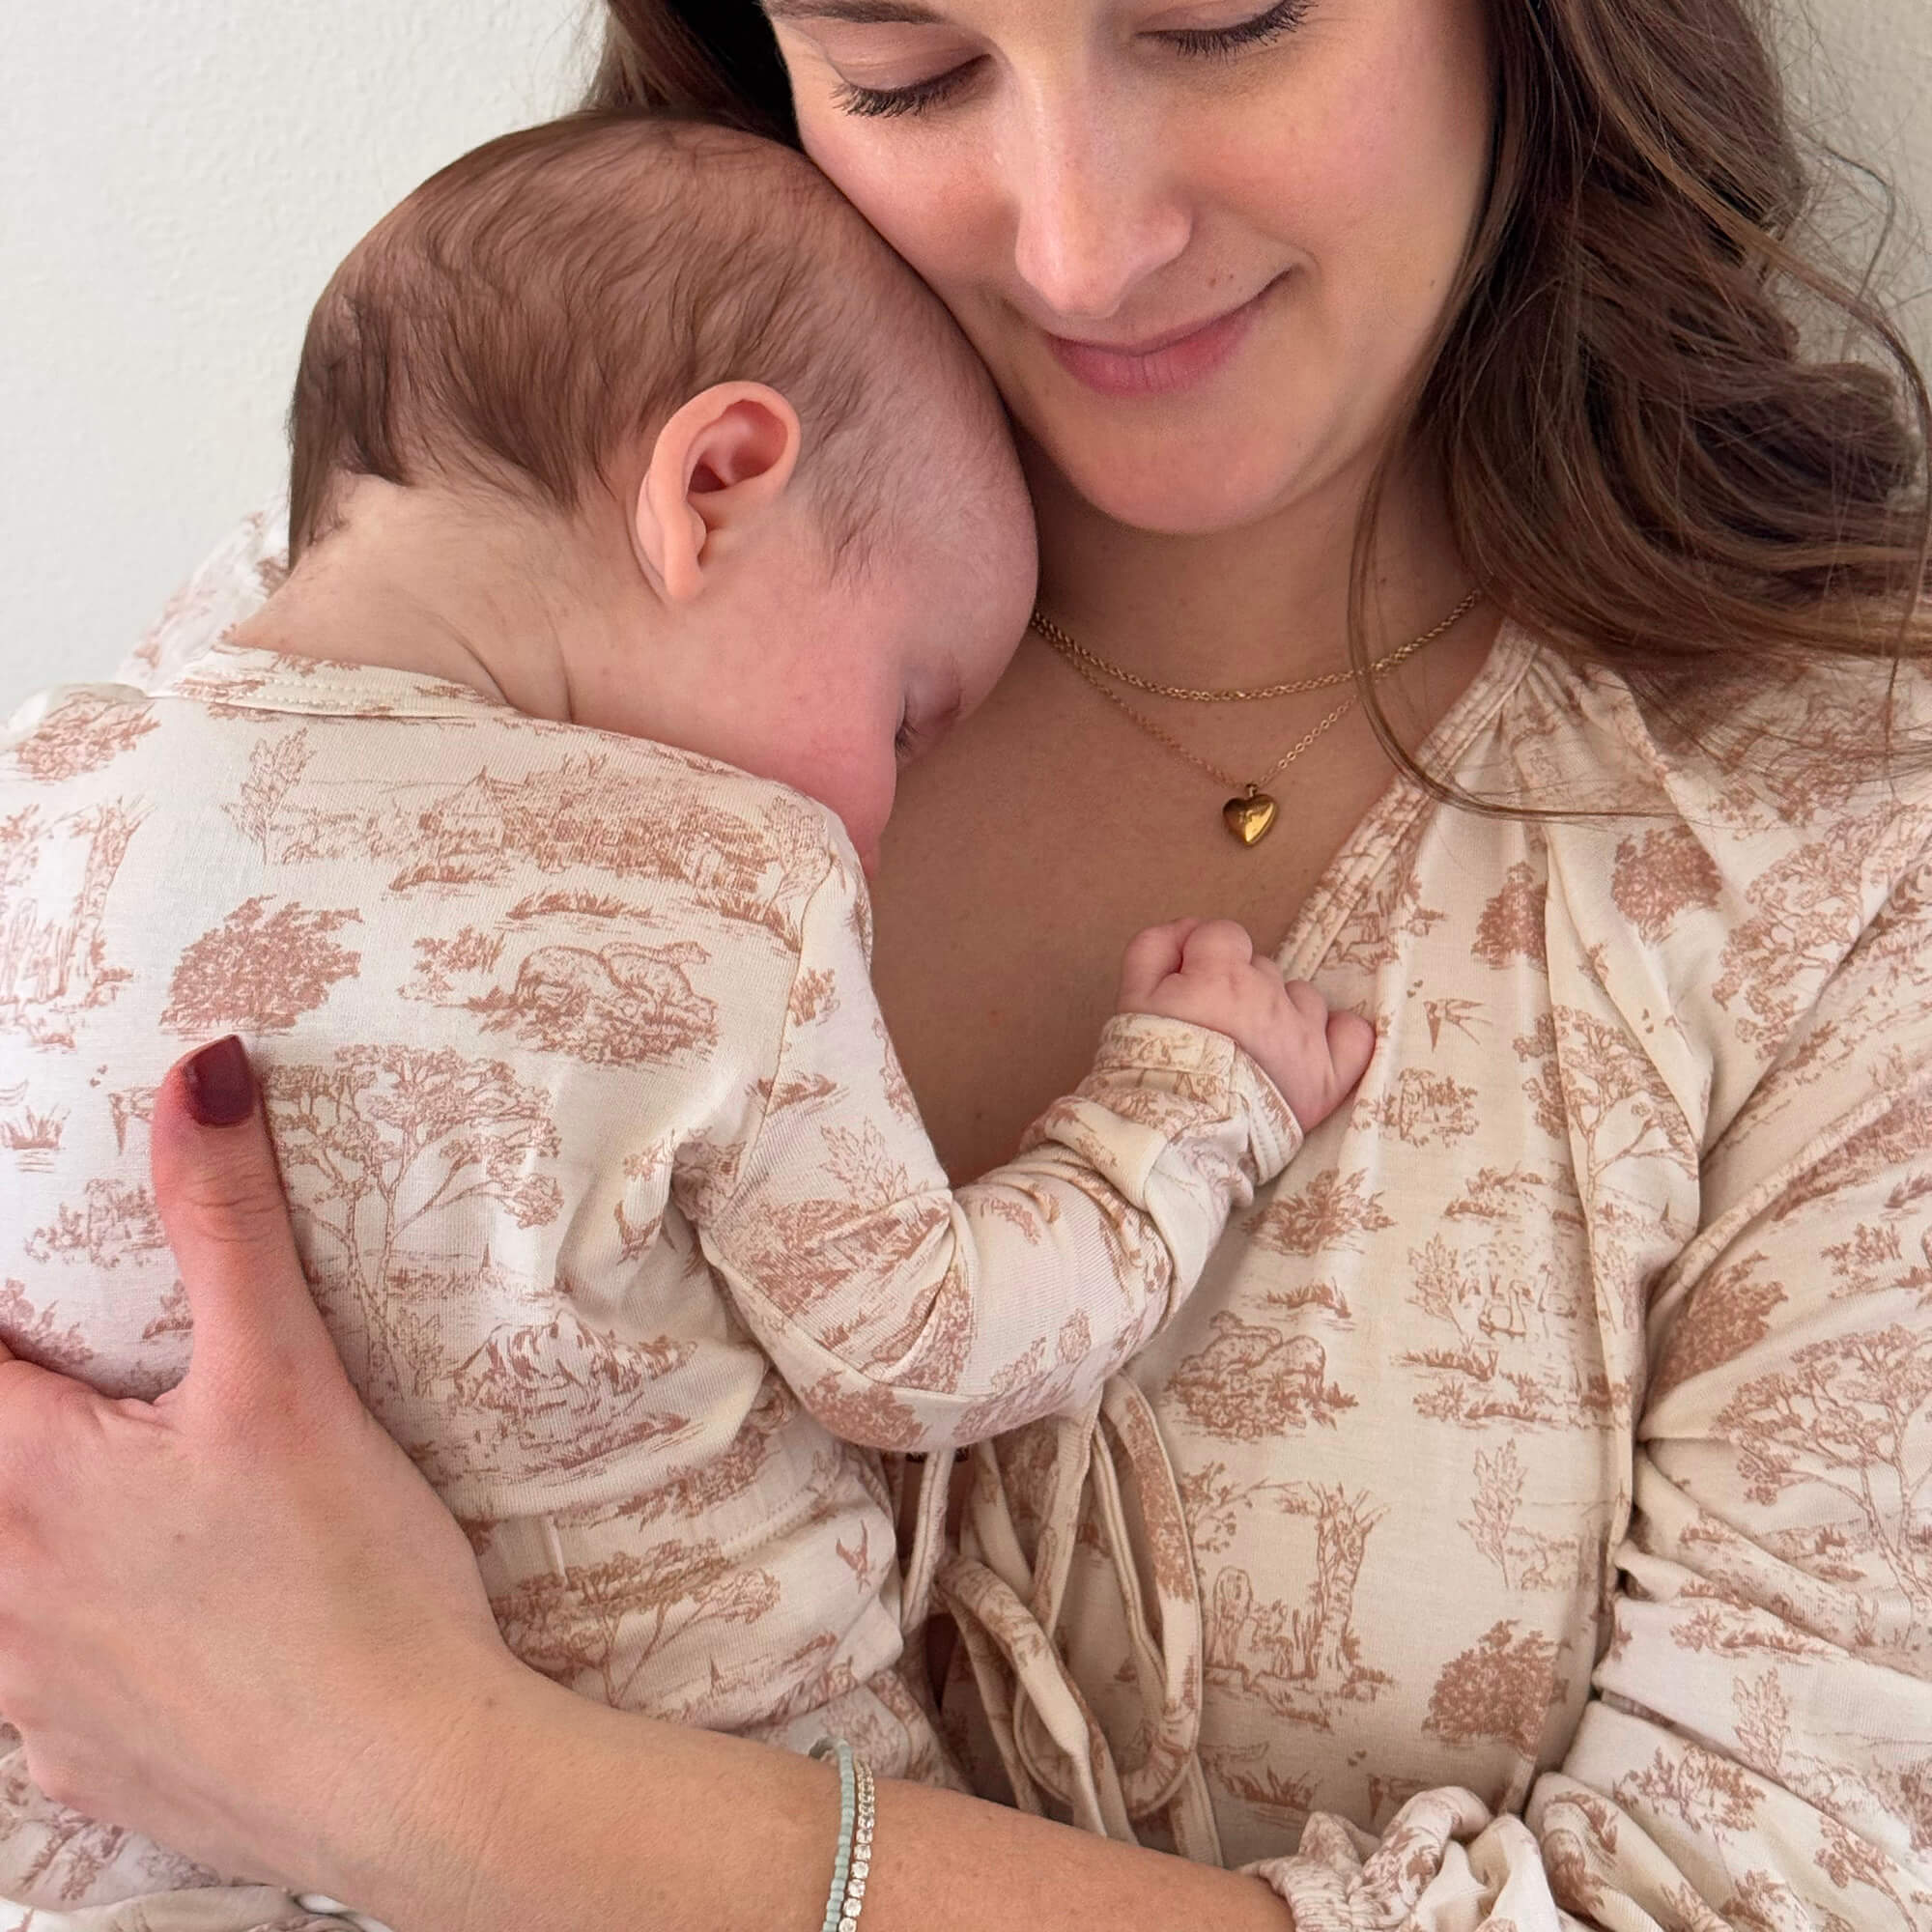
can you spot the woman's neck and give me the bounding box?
[1024,439,1474,690]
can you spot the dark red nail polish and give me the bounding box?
[183,1036,256,1127]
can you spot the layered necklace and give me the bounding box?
[1029,588,1482,846]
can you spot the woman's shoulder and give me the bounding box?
[1466,634,1932,1136]
[1492,628,1932,840]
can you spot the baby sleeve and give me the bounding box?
[695,857,1303,1452]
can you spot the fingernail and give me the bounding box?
[183,1035,256,1127]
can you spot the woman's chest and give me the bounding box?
[1120,1151,1631,1863]
[943,795,1704,1862]
[869,669,1398,1179]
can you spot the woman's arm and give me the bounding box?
[1517,851,1932,1930]
[0,1042,1291,1932]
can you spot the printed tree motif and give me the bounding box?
[1513,1007,1699,1205]
[11,692,159,783]
[1540,1787,1620,1920]
[1353,1066,1480,1148]
[490,1542,780,1710]
[787,966,838,1026]
[1614,1743,1761,1836]
[1612,824,1723,943]
[1713,813,1914,1051]
[161,895,361,1033]
[1461,1438,1522,1585]
[1654,1252,1785,1395]
[140,1278,192,1342]
[873,1013,919,1124]
[0,801,144,1036]
[265,1046,561,1392]
[405,924,506,1003]
[222,725,313,858]
[1729,1670,1790,1776]
[1459,1439,1588,1591]
[1244,1165,1396,1260]
[1815,1814,1932,1928]
[1776,1082,1932,1227]
[1472,859,1548,969]
[724,1120,949,1321]
[1423,1620,1566,1757]
[26,1178,165,1270]
[1327,857,1446,971]
[0,1277,93,1374]
[1717,1324,1932,1618]
[1179,1460,1306,1558]
[1203,1486,1390,1713]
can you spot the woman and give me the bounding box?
[2,0,1929,1926]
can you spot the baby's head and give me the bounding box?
[287,114,1037,871]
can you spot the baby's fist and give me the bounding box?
[1118,919,1374,1132]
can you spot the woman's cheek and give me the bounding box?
[798,116,998,319]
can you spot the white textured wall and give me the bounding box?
[0,2,592,707]
[0,2,1926,712]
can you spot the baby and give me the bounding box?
[0,115,1371,1923]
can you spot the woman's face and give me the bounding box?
[764,0,1495,537]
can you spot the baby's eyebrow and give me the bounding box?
[762,1,951,24]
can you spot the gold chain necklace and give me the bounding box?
[1029,587,1480,703]
[1031,590,1480,846]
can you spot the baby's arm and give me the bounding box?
[696,867,1371,1452]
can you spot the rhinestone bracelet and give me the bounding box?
[809,1737,876,1932]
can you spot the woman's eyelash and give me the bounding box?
[831,2,1310,120]
[832,63,980,121]
[1163,0,1311,58]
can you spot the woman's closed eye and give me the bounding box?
[826,0,1314,121]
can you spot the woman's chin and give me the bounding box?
[1040,439,1326,541]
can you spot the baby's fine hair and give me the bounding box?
[288,113,944,571]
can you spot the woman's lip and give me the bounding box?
[1043,280,1281,399]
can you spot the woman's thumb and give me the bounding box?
[149,1037,341,1406]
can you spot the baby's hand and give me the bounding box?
[1117,919,1375,1132]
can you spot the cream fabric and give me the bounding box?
[0,637,1297,1927]
[12,512,1932,1930]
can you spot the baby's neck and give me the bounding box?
[230,481,635,727]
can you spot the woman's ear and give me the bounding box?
[633,383,804,603]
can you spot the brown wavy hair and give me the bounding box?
[585,0,1932,786]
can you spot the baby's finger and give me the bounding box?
[1118,921,1198,1006]
[1282,978,1328,1029]
[1326,1009,1378,1093]
[1178,920,1256,976]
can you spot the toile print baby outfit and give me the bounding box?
[0,641,1303,1926]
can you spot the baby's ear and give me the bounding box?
[632,383,804,603]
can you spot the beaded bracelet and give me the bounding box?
[809,1737,876,1932]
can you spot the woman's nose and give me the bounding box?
[1005,98,1190,325]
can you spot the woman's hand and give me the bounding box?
[0,1038,515,1892]
[0,1039,1306,1932]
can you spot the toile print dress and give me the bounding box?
[0,633,1304,1930]
[15,511,1932,1932]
